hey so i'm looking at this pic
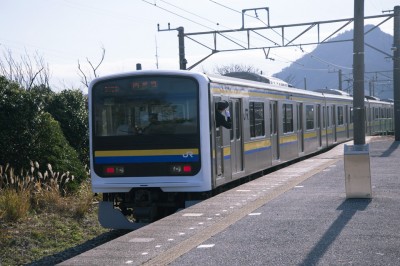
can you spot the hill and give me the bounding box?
[274,25,394,99]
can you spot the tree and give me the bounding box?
[45,90,89,165]
[77,47,105,88]
[0,48,50,90]
[213,63,262,76]
[0,78,86,181]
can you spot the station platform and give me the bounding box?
[60,136,400,266]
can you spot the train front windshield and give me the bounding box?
[91,75,200,177]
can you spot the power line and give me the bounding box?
[141,0,215,31]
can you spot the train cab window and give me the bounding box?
[337,106,344,125]
[305,105,314,130]
[283,103,294,133]
[250,102,265,138]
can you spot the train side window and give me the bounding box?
[322,106,326,128]
[305,105,314,130]
[283,103,294,133]
[249,102,265,138]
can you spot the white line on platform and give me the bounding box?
[197,244,215,248]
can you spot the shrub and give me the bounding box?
[45,89,89,165]
[30,112,87,182]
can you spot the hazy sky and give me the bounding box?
[1,0,399,91]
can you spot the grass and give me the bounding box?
[0,162,112,266]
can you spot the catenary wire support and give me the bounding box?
[158,23,187,70]
[241,7,270,29]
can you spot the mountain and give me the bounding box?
[274,25,394,99]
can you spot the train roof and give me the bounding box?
[207,73,352,101]
[90,70,391,106]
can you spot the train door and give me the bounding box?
[229,99,244,177]
[323,105,328,147]
[297,103,304,153]
[332,105,337,142]
[345,105,350,138]
[316,104,322,147]
[213,97,224,179]
[270,101,280,161]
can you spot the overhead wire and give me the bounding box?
[207,0,308,66]
[141,0,215,31]
[208,0,356,72]
[144,0,257,52]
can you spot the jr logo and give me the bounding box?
[182,151,194,158]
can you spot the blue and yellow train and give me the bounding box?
[89,70,393,229]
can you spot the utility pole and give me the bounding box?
[177,27,187,70]
[344,0,372,199]
[353,0,365,145]
[338,69,343,91]
[158,24,187,70]
[394,6,400,141]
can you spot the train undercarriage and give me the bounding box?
[98,188,211,230]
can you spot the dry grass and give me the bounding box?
[0,161,86,222]
[0,162,108,265]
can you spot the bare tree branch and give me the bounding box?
[77,46,106,88]
[213,63,261,75]
[77,60,89,88]
[0,47,51,90]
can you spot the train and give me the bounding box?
[89,70,394,229]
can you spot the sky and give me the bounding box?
[1,0,399,92]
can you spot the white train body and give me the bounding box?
[89,70,393,229]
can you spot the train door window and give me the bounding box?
[350,107,353,123]
[250,102,265,138]
[327,106,331,127]
[316,105,321,128]
[337,106,344,125]
[235,101,241,139]
[332,106,336,125]
[229,102,234,141]
[283,103,294,133]
[270,103,277,135]
[322,106,326,128]
[297,103,303,131]
[305,105,314,130]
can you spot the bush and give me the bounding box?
[30,112,87,181]
[0,77,40,170]
[45,89,89,165]
[0,78,87,182]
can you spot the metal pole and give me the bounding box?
[339,69,343,90]
[394,6,400,141]
[177,27,187,70]
[353,0,365,145]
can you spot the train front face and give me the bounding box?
[89,71,212,194]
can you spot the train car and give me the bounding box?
[89,70,393,229]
